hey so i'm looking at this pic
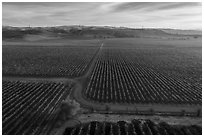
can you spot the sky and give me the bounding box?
[2,2,202,30]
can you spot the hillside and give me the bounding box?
[162,29,202,36]
[2,26,201,41]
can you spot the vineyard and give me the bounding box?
[63,119,202,135]
[131,47,202,87]
[84,44,201,104]
[2,80,74,135]
[3,46,99,77]
[2,37,202,135]
[104,38,202,85]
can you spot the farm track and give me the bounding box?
[2,42,103,82]
[3,40,202,135]
[3,41,201,116]
[2,41,103,135]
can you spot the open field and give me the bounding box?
[2,37,202,135]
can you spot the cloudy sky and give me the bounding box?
[2,2,202,30]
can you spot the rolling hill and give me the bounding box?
[2,25,202,41]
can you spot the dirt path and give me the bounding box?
[3,41,201,134]
[72,79,201,115]
[52,112,202,135]
[3,41,201,116]
[69,42,201,116]
[79,113,202,126]
[75,42,103,80]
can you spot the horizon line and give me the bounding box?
[2,25,202,31]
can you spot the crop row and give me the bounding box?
[3,46,99,77]
[128,47,202,88]
[103,39,201,88]
[2,80,74,135]
[84,48,201,104]
[64,119,202,135]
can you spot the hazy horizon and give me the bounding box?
[3,2,202,30]
[2,24,202,31]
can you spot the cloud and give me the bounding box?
[111,2,201,12]
[2,2,202,29]
[156,2,201,10]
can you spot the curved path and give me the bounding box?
[3,41,201,116]
[71,42,201,116]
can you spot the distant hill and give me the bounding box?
[161,29,202,36]
[2,25,202,40]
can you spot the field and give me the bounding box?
[2,80,74,135]
[3,40,100,77]
[84,38,201,105]
[63,119,201,135]
[2,37,202,135]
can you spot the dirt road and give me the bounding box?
[3,41,201,116]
